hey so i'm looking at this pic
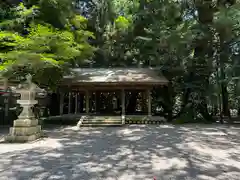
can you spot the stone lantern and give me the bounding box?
[5,74,46,142]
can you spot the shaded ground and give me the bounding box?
[0,124,240,180]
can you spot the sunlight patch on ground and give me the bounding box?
[197,175,216,180]
[200,131,227,136]
[187,141,229,157]
[0,138,62,154]
[151,154,187,170]
[66,126,80,131]
[116,127,146,135]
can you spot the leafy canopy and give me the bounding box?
[0,2,95,88]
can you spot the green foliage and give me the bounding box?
[0,2,94,88]
[115,16,130,30]
[2,0,240,122]
[0,3,39,31]
[84,0,240,122]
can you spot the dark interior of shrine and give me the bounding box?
[48,89,158,116]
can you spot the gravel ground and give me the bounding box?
[0,124,240,180]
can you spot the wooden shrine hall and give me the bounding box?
[52,68,168,123]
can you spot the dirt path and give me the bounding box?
[0,124,240,180]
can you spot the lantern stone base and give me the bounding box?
[5,133,42,143]
[13,119,39,127]
[5,119,43,143]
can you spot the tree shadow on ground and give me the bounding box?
[0,124,240,180]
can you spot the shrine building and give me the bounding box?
[1,68,168,126]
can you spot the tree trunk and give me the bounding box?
[198,97,214,122]
[162,83,174,122]
[193,0,214,122]
[219,34,232,123]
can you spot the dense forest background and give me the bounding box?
[1,0,240,123]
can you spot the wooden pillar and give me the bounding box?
[3,78,9,118]
[121,89,125,124]
[94,92,97,113]
[75,92,78,114]
[86,90,89,114]
[68,91,71,114]
[3,78,8,90]
[59,92,64,115]
[96,91,100,113]
[142,90,147,113]
[147,89,152,116]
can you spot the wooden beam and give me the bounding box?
[59,83,167,90]
[65,86,156,91]
[60,81,168,87]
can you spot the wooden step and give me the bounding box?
[82,120,122,124]
[79,116,123,127]
[81,120,122,124]
[80,124,123,127]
